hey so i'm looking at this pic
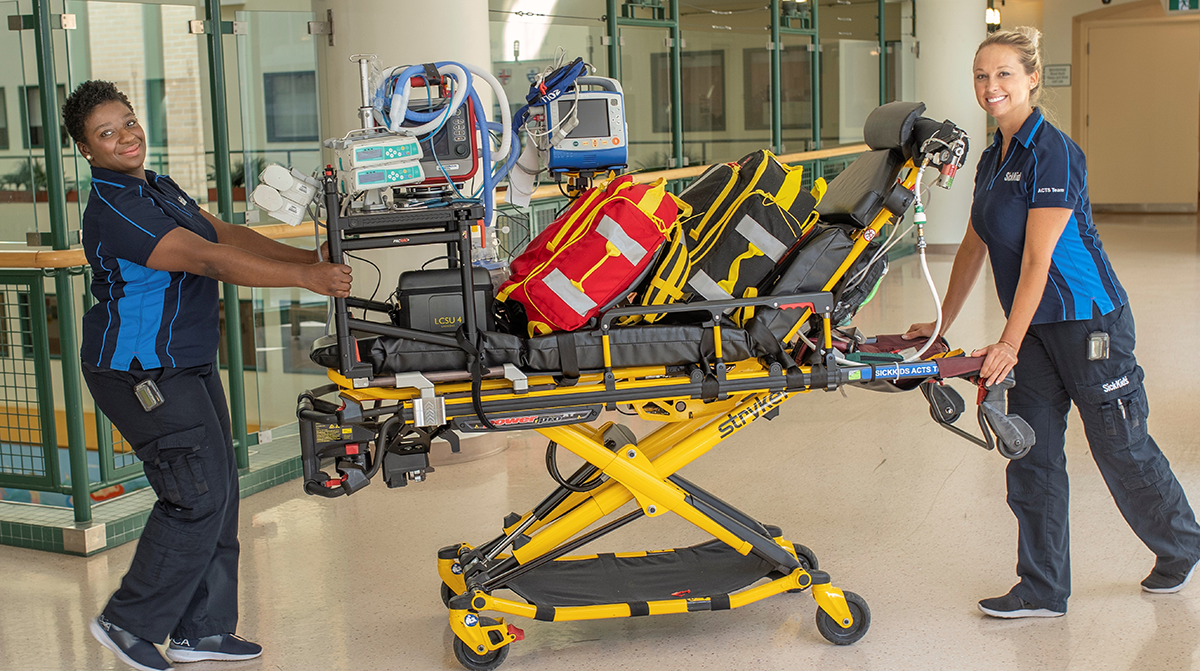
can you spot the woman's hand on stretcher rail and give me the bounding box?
[972,341,1018,389]
[903,321,1018,389]
[902,321,939,341]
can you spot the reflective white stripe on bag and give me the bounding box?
[542,268,597,317]
[596,215,649,265]
[736,214,788,262]
[688,270,734,301]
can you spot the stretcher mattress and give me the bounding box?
[310,322,764,377]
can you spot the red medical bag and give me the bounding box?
[498,176,687,336]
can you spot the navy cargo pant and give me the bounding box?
[82,361,239,643]
[1007,304,1200,612]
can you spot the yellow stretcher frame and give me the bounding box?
[437,399,856,658]
[307,163,923,665]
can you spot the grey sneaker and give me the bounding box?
[165,633,262,663]
[89,615,173,671]
[1142,558,1199,594]
[978,590,1065,619]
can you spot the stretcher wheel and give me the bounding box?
[452,618,510,671]
[794,543,819,571]
[770,543,821,592]
[441,582,456,608]
[815,591,871,646]
[997,439,1032,461]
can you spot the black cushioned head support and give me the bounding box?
[816,100,929,228]
[814,149,906,228]
[864,101,926,157]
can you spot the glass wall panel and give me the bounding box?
[235,9,321,196]
[893,0,916,103]
[488,1,610,248]
[621,25,672,170]
[0,1,41,245]
[881,0,905,103]
[819,0,880,146]
[680,4,772,165]
[779,32,816,153]
[489,2,609,123]
[230,9,324,434]
[64,2,209,204]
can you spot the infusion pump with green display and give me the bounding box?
[333,133,427,192]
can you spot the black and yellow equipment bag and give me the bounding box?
[763,222,888,336]
[633,150,826,322]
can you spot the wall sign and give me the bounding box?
[1044,64,1071,88]
[1165,0,1199,10]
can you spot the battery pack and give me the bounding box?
[394,267,494,333]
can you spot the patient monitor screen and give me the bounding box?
[559,99,611,139]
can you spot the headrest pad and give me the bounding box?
[864,101,927,153]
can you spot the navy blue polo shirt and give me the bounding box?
[971,108,1127,324]
[81,167,219,370]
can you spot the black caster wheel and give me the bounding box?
[998,440,1032,460]
[452,617,510,671]
[793,543,818,571]
[442,582,457,608]
[772,547,820,592]
[771,543,819,592]
[815,590,871,646]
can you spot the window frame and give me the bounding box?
[262,70,320,144]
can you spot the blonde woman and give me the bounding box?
[905,27,1200,617]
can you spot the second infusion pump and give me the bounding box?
[545,77,627,174]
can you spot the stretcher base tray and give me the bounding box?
[506,537,780,607]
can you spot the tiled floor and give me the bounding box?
[0,431,303,555]
[1,213,1198,670]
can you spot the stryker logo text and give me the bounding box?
[718,391,788,438]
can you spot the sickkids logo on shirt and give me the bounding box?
[1004,172,1022,181]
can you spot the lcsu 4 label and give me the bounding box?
[717,391,788,438]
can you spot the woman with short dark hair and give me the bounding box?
[65,80,351,671]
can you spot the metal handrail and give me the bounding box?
[0,143,867,269]
[494,143,866,205]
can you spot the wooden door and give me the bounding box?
[1085,21,1200,209]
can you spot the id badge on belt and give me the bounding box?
[1088,332,1109,361]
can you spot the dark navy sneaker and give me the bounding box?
[978,590,1065,619]
[165,633,262,663]
[89,615,174,671]
[1142,558,1199,594]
